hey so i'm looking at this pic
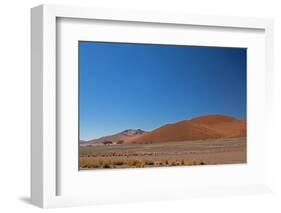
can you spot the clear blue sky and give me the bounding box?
[79,41,246,140]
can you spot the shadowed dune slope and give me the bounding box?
[125,115,246,144]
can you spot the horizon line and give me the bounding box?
[80,113,247,141]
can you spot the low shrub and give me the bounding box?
[146,161,154,166]
[200,161,205,165]
[103,164,111,168]
[114,161,124,166]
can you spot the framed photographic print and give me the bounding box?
[31,4,274,208]
[78,42,247,169]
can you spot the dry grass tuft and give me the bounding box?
[80,157,207,169]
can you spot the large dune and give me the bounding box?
[125,115,246,144]
[80,114,246,146]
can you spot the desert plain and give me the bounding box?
[79,115,247,169]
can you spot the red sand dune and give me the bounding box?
[125,115,246,144]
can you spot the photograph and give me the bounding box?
[79,41,247,170]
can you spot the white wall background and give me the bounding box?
[0,0,280,212]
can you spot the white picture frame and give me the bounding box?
[31,4,274,208]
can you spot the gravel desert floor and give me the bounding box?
[79,137,246,169]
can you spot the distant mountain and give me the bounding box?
[120,129,146,136]
[80,114,246,146]
[80,129,147,146]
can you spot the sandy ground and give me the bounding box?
[79,137,246,169]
